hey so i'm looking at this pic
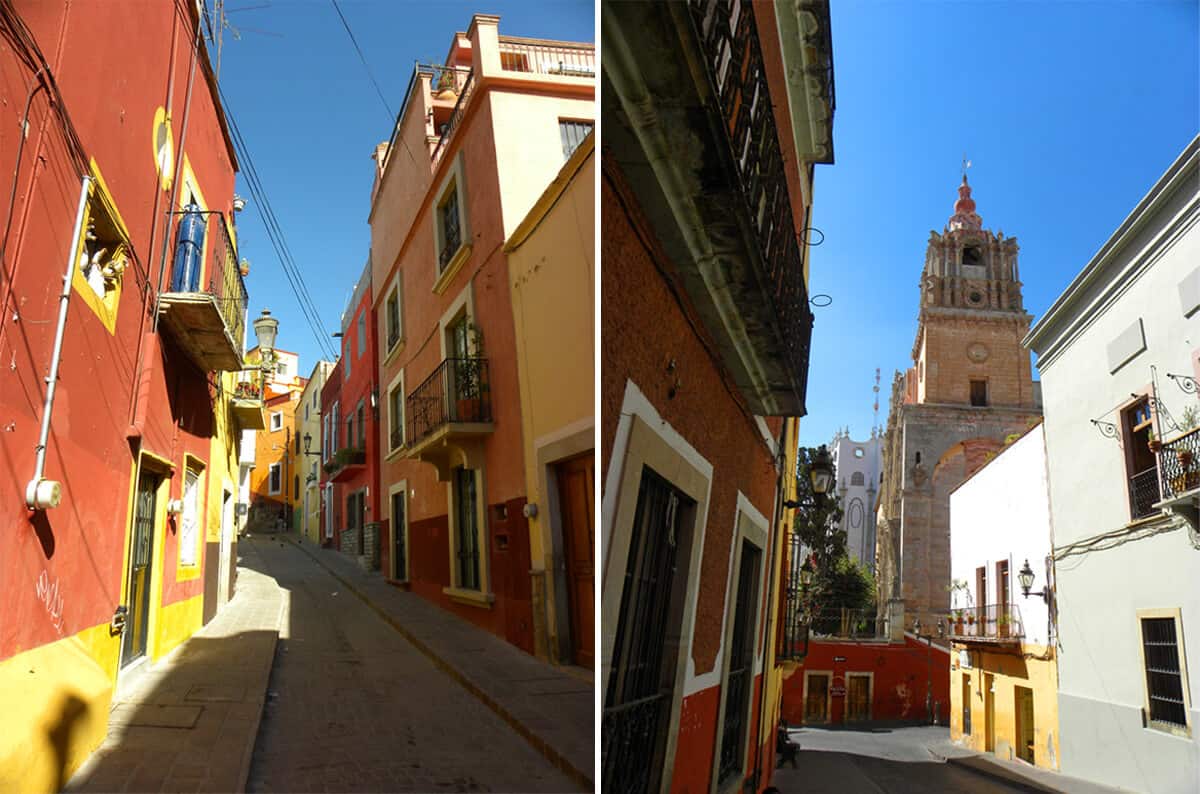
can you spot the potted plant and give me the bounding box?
[952,609,964,634]
[454,321,488,421]
[997,613,1012,639]
[1148,427,1163,453]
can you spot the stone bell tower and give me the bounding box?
[875,174,1042,631]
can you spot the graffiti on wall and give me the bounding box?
[36,570,65,635]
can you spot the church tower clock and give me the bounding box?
[876,174,1043,631]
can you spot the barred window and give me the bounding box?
[559,120,593,160]
[1141,616,1188,729]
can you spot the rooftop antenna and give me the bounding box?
[207,0,280,81]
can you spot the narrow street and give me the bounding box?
[242,537,579,793]
[772,726,1028,794]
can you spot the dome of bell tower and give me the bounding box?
[948,175,982,231]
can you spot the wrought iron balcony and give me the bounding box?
[1129,466,1162,520]
[810,608,888,640]
[402,358,494,479]
[158,209,247,371]
[605,0,829,415]
[1159,427,1200,500]
[432,70,474,166]
[949,604,1024,644]
[323,447,366,483]
[229,378,266,430]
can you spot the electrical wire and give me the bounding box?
[329,0,393,123]
[216,84,339,361]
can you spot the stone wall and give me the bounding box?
[362,522,380,571]
[340,526,360,557]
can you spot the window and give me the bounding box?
[268,463,282,495]
[559,119,593,160]
[962,675,972,735]
[976,565,988,614]
[322,412,330,461]
[850,471,865,486]
[963,245,982,267]
[180,468,201,566]
[331,401,340,451]
[970,379,988,407]
[293,475,300,499]
[438,185,462,271]
[356,400,365,448]
[717,539,762,784]
[270,412,283,432]
[391,485,407,581]
[385,282,402,350]
[1139,612,1190,732]
[388,380,405,451]
[358,313,366,358]
[304,403,310,422]
[344,339,352,379]
[346,415,354,452]
[453,466,480,590]
[294,433,301,454]
[1123,398,1160,519]
[854,448,864,458]
[72,165,132,333]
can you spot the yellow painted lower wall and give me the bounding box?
[0,623,120,793]
[950,644,1060,770]
[153,593,204,662]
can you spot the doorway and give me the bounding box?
[391,488,407,581]
[556,452,594,667]
[1014,686,1035,763]
[122,470,159,668]
[219,489,233,607]
[846,674,872,721]
[804,672,831,724]
[984,673,996,752]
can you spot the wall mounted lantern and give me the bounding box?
[1018,558,1050,602]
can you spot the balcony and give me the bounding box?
[1152,426,1200,532]
[230,379,266,430]
[158,209,247,371]
[497,37,595,77]
[604,1,832,415]
[949,604,1024,645]
[323,447,366,483]
[403,357,494,480]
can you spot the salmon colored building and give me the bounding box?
[245,345,304,530]
[321,263,382,566]
[0,1,257,788]
[602,1,834,792]
[368,15,594,655]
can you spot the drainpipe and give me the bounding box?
[25,175,92,509]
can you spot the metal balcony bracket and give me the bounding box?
[1154,491,1200,549]
[410,434,488,482]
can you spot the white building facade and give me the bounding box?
[1025,136,1200,793]
[831,428,882,570]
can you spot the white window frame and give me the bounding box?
[383,273,404,357]
[710,494,769,793]
[431,152,471,294]
[268,462,282,496]
[444,465,492,604]
[358,312,366,359]
[385,368,406,456]
[1137,607,1192,738]
[332,400,340,452]
[269,411,283,432]
[180,466,202,567]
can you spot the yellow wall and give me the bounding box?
[505,135,594,661]
[0,625,118,792]
[950,644,1060,770]
[295,363,330,542]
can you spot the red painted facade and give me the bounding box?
[781,637,952,726]
[320,274,381,556]
[0,0,243,668]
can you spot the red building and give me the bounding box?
[782,636,951,727]
[320,263,381,565]
[601,2,835,792]
[0,1,256,787]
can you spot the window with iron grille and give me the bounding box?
[453,466,480,590]
[717,540,762,784]
[268,463,281,495]
[386,285,401,350]
[389,382,404,451]
[356,400,365,449]
[559,119,593,160]
[438,187,462,271]
[358,313,366,358]
[1140,615,1189,730]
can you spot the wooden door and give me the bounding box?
[846,674,871,721]
[1015,686,1035,763]
[123,471,158,667]
[984,673,996,752]
[557,453,594,667]
[805,673,830,723]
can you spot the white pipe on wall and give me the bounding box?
[26,175,92,510]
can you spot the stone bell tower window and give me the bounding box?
[963,245,982,267]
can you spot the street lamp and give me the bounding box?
[252,309,278,361]
[1018,559,1050,602]
[809,445,834,495]
[301,432,322,457]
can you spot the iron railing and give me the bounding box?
[166,209,248,358]
[601,692,666,794]
[778,530,807,660]
[232,378,262,401]
[810,608,888,640]
[497,37,595,76]
[949,603,1024,642]
[688,0,814,400]
[405,357,492,446]
[1159,427,1200,499]
[1129,466,1162,519]
[432,70,475,165]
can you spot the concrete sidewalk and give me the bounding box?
[284,534,594,790]
[66,537,285,793]
[926,739,1133,793]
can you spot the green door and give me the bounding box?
[122,471,158,666]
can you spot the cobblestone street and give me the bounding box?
[244,538,579,793]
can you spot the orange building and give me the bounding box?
[368,15,593,655]
[245,345,306,530]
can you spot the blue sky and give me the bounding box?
[214,0,593,369]
[798,0,1198,448]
